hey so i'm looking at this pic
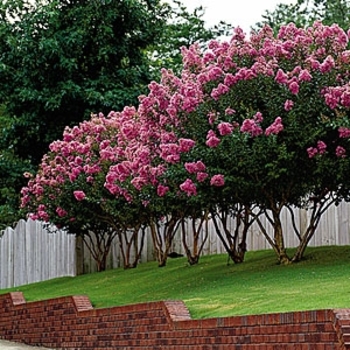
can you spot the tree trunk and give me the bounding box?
[181,210,209,266]
[210,205,254,264]
[255,207,291,265]
[273,219,290,265]
[149,213,181,267]
[81,229,118,272]
[118,224,145,269]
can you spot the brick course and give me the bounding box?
[0,292,350,349]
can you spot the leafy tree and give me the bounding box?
[170,23,350,264]
[0,0,167,165]
[150,0,232,76]
[258,0,350,32]
[21,110,149,271]
[24,22,350,267]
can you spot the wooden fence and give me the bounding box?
[0,219,76,289]
[1,201,350,287]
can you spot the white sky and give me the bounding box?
[182,0,298,33]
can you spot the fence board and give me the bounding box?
[0,219,76,289]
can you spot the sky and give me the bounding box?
[182,0,298,33]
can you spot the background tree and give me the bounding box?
[257,0,350,32]
[150,0,232,76]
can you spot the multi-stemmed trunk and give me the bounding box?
[118,224,146,269]
[80,228,118,272]
[181,209,210,265]
[149,212,182,267]
[210,204,255,264]
[256,192,336,264]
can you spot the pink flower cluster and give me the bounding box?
[324,85,350,109]
[306,141,327,158]
[339,127,350,138]
[180,178,197,196]
[184,161,208,182]
[265,117,284,136]
[206,130,221,147]
[210,174,225,187]
[307,141,327,158]
[336,146,346,158]
[240,119,263,137]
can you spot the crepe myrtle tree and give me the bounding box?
[136,21,350,265]
[168,21,350,264]
[21,110,149,271]
[103,79,210,267]
[141,67,260,264]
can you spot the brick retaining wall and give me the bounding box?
[1,292,350,349]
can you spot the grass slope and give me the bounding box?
[1,246,350,319]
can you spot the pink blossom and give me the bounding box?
[225,107,236,115]
[224,73,238,87]
[306,57,321,70]
[265,117,284,136]
[217,122,234,136]
[165,154,181,163]
[210,174,225,187]
[184,162,197,174]
[288,81,300,95]
[211,83,230,100]
[341,90,350,107]
[73,190,86,201]
[196,172,209,182]
[179,138,196,152]
[336,146,346,158]
[179,179,197,196]
[253,112,263,123]
[324,92,339,109]
[317,141,327,154]
[236,68,256,80]
[206,130,221,148]
[339,127,350,138]
[157,184,169,197]
[307,147,318,158]
[298,69,312,82]
[56,207,68,218]
[320,55,335,73]
[184,161,206,174]
[284,100,294,111]
[195,161,206,172]
[104,182,121,196]
[37,210,49,222]
[240,119,263,137]
[203,52,215,63]
[275,69,288,84]
[131,176,148,191]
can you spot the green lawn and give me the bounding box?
[1,245,350,319]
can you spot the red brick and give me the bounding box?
[0,293,349,349]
